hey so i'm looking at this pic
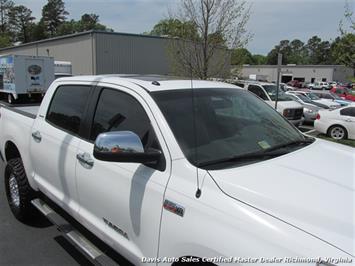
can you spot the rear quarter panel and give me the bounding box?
[0,108,37,189]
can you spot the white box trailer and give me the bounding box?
[0,55,55,103]
[54,60,72,79]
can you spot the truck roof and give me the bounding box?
[54,74,239,92]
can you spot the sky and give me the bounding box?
[16,0,353,55]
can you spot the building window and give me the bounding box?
[322,78,327,82]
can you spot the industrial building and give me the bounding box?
[238,64,354,83]
[0,30,171,76]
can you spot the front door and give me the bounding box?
[75,86,171,264]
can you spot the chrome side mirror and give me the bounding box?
[93,131,161,164]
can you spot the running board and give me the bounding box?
[31,198,118,266]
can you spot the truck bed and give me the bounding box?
[0,102,40,119]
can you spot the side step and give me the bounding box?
[31,198,118,266]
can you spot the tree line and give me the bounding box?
[0,0,111,48]
[147,1,354,71]
[231,34,354,69]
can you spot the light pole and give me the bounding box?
[275,53,282,110]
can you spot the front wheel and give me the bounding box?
[4,158,38,222]
[328,125,347,140]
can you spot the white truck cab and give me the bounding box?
[241,81,304,126]
[0,75,353,265]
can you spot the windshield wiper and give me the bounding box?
[197,138,314,168]
[265,138,314,152]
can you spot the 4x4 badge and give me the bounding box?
[163,199,185,217]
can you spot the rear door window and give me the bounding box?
[340,107,355,117]
[46,85,91,136]
[248,85,268,100]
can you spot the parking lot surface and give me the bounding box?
[0,159,95,266]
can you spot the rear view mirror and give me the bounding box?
[93,131,161,164]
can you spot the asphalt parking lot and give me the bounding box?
[0,158,95,266]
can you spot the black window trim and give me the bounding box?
[45,84,95,140]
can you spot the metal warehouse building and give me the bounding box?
[238,64,354,83]
[0,30,171,75]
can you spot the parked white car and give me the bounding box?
[309,81,331,90]
[315,106,355,140]
[290,91,341,109]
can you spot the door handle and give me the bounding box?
[345,118,352,122]
[76,152,94,167]
[31,131,42,142]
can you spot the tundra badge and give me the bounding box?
[163,199,185,217]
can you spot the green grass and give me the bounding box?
[316,134,355,147]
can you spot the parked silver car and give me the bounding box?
[286,93,323,123]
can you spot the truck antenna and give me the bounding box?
[190,63,202,199]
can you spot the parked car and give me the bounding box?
[287,80,302,88]
[0,75,353,264]
[330,87,355,102]
[241,81,304,126]
[286,93,323,123]
[290,90,341,109]
[280,83,295,91]
[315,106,355,140]
[304,82,314,89]
[310,91,353,107]
[308,81,331,90]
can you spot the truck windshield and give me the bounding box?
[152,88,307,169]
[306,93,321,100]
[263,85,292,101]
[297,94,313,103]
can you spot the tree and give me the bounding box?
[168,0,251,79]
[0,32,10,47]
[79,13,106,31]
[8,5,35,43]
[56,14,112,36]
[42,0,68,37]
[31,20,48,41]
[306,36,331,64]
[252,54,267,65]
[288,39,308,64]
[331,33,355,69]
[266,40,291,64]
[231,48,254,65]
[150,18,199,39]
[339,0,355,34]
[0,0,13,33]
[56,19,77,35]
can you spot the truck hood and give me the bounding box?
[209,139,354,256]
[267,100,302,111]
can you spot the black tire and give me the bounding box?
[327,125,348,140]
[4,158,38,222]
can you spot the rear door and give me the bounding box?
[30,83,93,214]
[75,85,171,264]
[340,107,355,138]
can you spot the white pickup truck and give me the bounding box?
[242,81,304,126]
[0,75,353,266]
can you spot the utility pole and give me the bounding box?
[275,53,282,110]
